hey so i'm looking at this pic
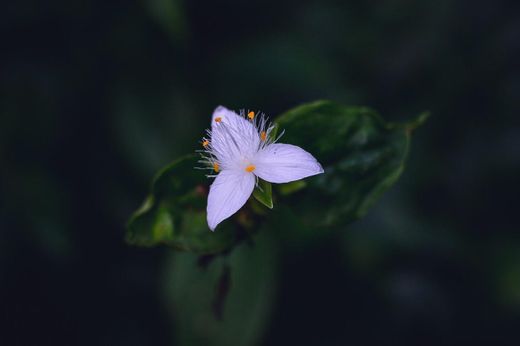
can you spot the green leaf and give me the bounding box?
[278,180,307,196]
[273,100,426,236]
[126,155,239,254]
[162,230,278,346]
[252,179,273,209]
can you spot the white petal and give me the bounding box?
[211,106,249,131]
[207,169,256,231]
[253,143,324,184]
[210,106,260,164]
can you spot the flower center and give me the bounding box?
[260,131,267,141]
[214,117,222,123]
[213,162,220,172]
[245,164,256,172]
[247,111,255,120]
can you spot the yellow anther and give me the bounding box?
[202,140,209,147]
[260,131,267,141]
[247,111,255,120]
[215,117,222,123]
[245,164,256,172]
[213,162,220,172]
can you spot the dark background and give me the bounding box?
[2,0,520,345]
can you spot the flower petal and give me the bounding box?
[253,143,324,184]
[210,106,260,164]
[211,106,250,131]
[207,169,256,231]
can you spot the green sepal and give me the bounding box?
[252,179,273,209]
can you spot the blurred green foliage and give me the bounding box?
[162,229,278,346]
[2,0,519,345]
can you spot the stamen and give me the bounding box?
[213,162,220,172]
[202,140,209,147]
[247,111,255,120]
[215,117,222,123]
[260,131,267,141]
[245,164,256,172]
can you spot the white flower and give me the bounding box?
[198,106,324,231]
